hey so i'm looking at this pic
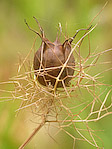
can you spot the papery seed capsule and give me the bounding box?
[25,17,91,88]
[33,37,75,87]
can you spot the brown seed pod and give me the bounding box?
[33,37,75,87]
[25,17,91,88]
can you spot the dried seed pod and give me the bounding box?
[33,37,75,87]
[25,17,91,88]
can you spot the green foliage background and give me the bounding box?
[0,0,112,149]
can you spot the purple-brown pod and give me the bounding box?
[33,37,75,88]
[25,17,75,88]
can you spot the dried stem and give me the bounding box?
[19,113,47,149]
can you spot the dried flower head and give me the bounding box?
[0,3,112,149]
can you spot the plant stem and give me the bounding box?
[19,117,46,149]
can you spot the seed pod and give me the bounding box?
[25,17,91,88]
[33,37,75,88]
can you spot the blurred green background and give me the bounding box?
[0,0,112,149]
